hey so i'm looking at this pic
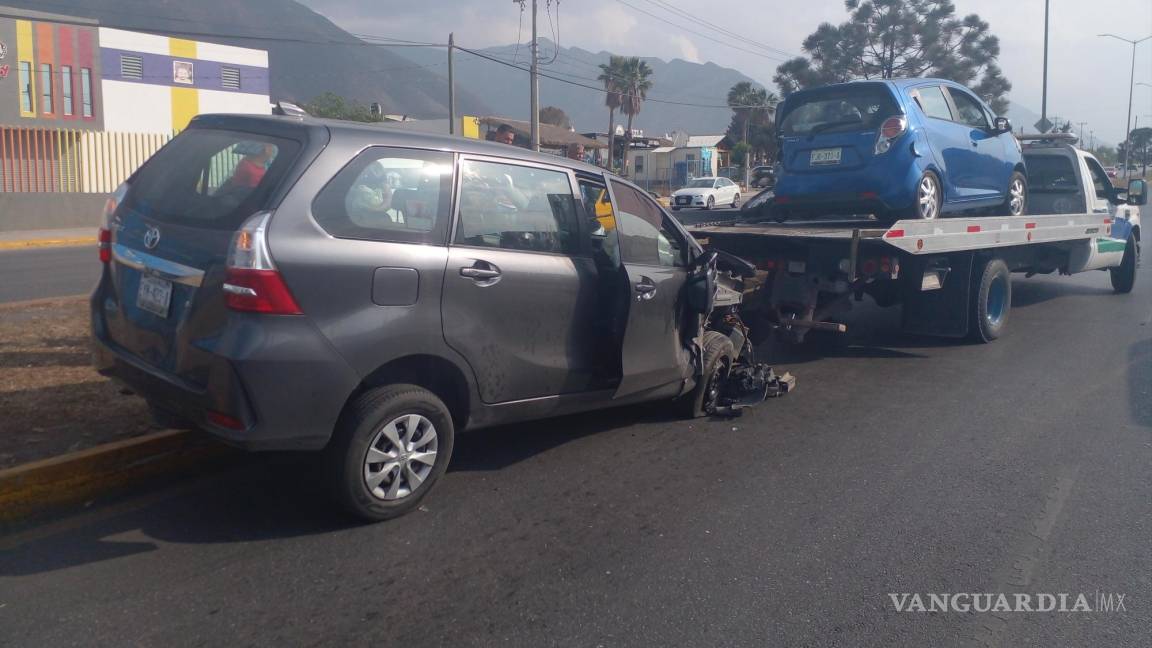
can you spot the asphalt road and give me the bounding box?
[0,246,99,304]
[1,252,1150,646]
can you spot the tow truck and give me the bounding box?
[690,135,1145,344]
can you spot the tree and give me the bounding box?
[1130,127,1152,172]
[304,92,378,122]
[598,55,627,170]
[539,106,571,129]
[617,57,654,176]
[774,0,1013,115]
[726,82,779,165]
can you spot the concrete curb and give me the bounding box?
[0,429,237,530]
[0,237,96,251]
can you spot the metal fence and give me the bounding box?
[0,127,173,194]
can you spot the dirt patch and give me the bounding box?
[0,297,154,469]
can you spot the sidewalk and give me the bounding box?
[0,227,97,250]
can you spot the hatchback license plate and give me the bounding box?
[137,275,173,318]
[810,148,842,165]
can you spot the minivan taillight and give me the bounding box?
[224,211,302,315]
[875,116,908,155]
[99,183,128,264]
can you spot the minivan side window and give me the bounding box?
[947,88,990,129]
[610,181,687,267]
[912,86,953,121]
[455,159,581,255]
[312,147,453,245]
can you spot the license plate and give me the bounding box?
[787,260,807,273]
[137,275,173,318]
[677,196,691,204]
[810,148,842,165]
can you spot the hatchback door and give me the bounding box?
[608,180,694,399]
[99,126,305,384]
[777,83,900,174]
[944,86,1008,198]
[441,157,603,403]
[908,84,987,201]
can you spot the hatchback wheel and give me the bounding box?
[997,172,1027,216]
[913,172,941,220]
[325,384,454,521]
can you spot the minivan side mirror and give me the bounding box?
[1127,178,1148,206]
[993,117,1012,133]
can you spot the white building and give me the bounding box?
[628,134,729,191]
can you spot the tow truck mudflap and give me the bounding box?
[713,363,796,417]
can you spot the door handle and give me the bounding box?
[460,267,501,279]
[634,279,657,300]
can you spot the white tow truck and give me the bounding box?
[690,135,1145,344]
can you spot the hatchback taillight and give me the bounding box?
[224,212,302,315]
[875,116,908,154]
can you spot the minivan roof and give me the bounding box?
[189,113,610,176]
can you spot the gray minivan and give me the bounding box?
[91,114,757,520]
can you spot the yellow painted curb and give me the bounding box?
[0,237,96,250]
[0,429,236,528]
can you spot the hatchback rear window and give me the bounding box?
[778,85,898,136]
[122,129,301,230]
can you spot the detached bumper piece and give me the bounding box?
[713,363,796,417]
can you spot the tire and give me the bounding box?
[705,196,715,211]
[324,384,455,522]
[969,257,1011,342]
[996,171,1027,216]
[731,193,740,208]
[909,171,942,220]
[1110,232,1139,294]
[677,331,735,418]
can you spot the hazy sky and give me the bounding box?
[302,0,1152,145]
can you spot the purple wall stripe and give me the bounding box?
[100,48,270,95]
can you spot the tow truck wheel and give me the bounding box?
[678,331,735,418]
[969,258,1011,342]
[1110,232,1139,294]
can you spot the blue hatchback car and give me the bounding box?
[772,79,1026,221]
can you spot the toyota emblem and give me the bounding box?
[143,226,161,250]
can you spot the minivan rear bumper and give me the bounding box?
[91,293,360,451]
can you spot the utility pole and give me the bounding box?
[448,32,456,135]
[529,0,540,151]
[1077,121,1087,143]
[1041,0,1049,129]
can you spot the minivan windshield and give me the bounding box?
[778,84,899,136]
[121,128,301,230]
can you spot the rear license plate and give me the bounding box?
[137,275,173,318]
[810,148,842,166]
[787,260,807,273]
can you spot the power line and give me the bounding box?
[611,0,791,62]
[638,0,799,59]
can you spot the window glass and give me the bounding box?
[912,86,953,121]
[779,84,899,136]
[635,155,645,174]
[123,129,300,230]
[611,180,687,267]
[312,147,452,244]
[19,62,33,113]
[80,68,93,117]
[947,88,989,128]
[1022,154,1078,193]
[61,66,74,116]
[39,64,53,114]
[579,179,621,266]
[455,159,580,255]
[1084,157,1112,200]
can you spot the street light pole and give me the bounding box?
[1098,34,1152,179]
[1041,0,1050,129]
[530,0,540,152]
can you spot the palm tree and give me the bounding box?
[617,57,654,176]
[727,82,778,166]
[598,55,627,170]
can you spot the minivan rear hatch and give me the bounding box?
[100,122,308,386]
[777,83,899,173]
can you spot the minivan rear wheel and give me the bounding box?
[325,384,455,521]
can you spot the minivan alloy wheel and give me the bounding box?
[363,414,439,500]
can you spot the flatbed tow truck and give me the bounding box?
[689,136,1145,344]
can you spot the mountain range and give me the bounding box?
[8,0,1056,140]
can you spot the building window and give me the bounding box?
[221,66,241,90]
[634,155,645,174]
[80,68,93,117]
[61,66,74,116]
[39,64,53,114]
[19,61,34,113]
[121,54,143,80]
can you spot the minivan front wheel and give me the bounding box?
[325,384,455,521]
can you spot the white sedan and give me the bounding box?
[671,177,740,210]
